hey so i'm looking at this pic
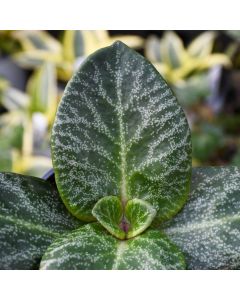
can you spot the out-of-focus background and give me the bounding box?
[0,30,240,177]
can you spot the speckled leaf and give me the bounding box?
[125,198,156,239]
[0,173,84,270]
[92,197,156,239]
[92,196,125,239]
[51,41,191,223]
[40,223,186,270]
[162,167,240,270]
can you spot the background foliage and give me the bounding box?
[0,30,240,177]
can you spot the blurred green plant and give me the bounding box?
[145,31,233,166]
[11,30,144,81]
[0,30,144,176]
[0,62,56,176]
[192,123,225,163]
[145,31,231,107]
[1,30,240,174]
[0,30,21,54]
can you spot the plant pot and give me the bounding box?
[42,168,55,185]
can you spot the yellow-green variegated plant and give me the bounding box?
[1,31,143,176]
[145,31,231,166]
[145,31,231,107]
[0,63,57,176]
[11,30,144,81]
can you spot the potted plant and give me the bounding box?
[0,41,239,270]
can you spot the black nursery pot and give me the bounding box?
[42,168,56,185]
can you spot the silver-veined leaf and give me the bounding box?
[92,196,156,239]
[162,167,240,270]
[0,173,84,269]
[125,198,156,239]
[51,41,192,223]
[92,196,125,239]
[40,223,186,270]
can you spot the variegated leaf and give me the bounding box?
[12,30,61,53]
[51,41,191,223]
[92,196,125,239]
[125,198,156,239]
[92,197,156,239]
[62,30,84,63]
[12,30,62,69]
[1,87,29,111]
[40,223,186,270]
[27,62,57,123]
[0,173,84,269]
[187,31,215,58]
[162,167,240,270]
[160,31,186,69]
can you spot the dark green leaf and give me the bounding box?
[40,223,186,270]
[162,167,240,270]
[0,173,84,269]
[51,41,191,223]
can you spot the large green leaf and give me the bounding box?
[40,223,186,270]
[162,167,240,270]
[51,41,191,223]
[0,173,84,269]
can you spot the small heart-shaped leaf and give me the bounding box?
[92,197,156,239]
[92,196,125,239]
[125,199,156,239]
[40,223,186,270]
